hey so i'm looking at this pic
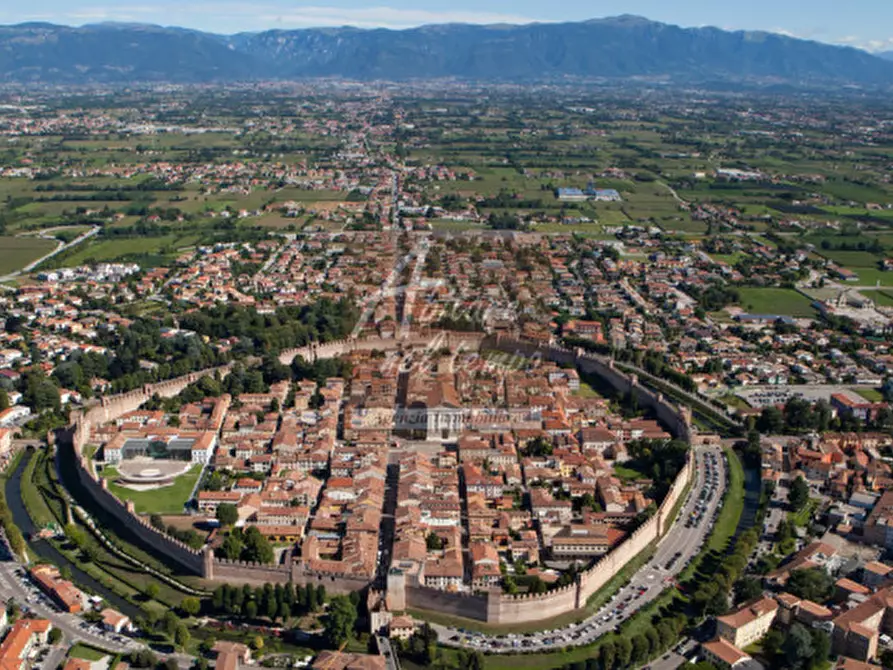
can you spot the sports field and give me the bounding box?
[737,288,817,317]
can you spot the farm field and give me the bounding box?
[0,236,57,275]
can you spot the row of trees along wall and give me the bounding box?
[401,336,695,625]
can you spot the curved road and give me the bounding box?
[432,444,727,653]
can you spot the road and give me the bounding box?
[434,445,728,653]
[637,650,686,670]
[376,635,400,670]
[0,561,139,655]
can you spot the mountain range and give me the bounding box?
[0,15,890,86]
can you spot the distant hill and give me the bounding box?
[0,16,890,86]
[879,51,893,62]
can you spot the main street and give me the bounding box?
[433,444,727,653]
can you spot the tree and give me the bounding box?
[763,628,785,661]
[0,389,8,412]
[786,568,834,603]
[163,611,180,639]
[322,596,358,648]
[264,591,277,621]
[244,600,258,620]
[733,577,763,604]
[180,597,201,617]
[788,476,810,512]
[425,532,445,551]
[615,636,632,668]
[783,623,814,670]
[220,533,244,560]
[145,583,160,601]
[757,406,784,434]
[128,650,158,668]
[645,628,660,659]
[656,622,675,651]
[242,526,274,564]
[48,628,62,645]
[706,589,729,616]
[600,640,616,670]
[175,624,191,651]
[216,503,239,527]
[631,635,649,665]
[810,629,830,670]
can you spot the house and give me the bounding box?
[387,616,415,640]
[716,597,778,648]
[213,641,251,670]
[100,609,132,633]
[0,619,52,670]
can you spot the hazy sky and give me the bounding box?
[1,0,890,52]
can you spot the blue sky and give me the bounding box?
[1,0,890,52]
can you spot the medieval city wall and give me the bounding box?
[66,366,233,576]
[404,585,491,622]
[402,336,695,624]
[278,330,487,366]
[487,582,580,624]
[64,332,695,600]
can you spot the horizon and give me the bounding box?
[0,2,890,53]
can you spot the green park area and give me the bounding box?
[101,464,202,515]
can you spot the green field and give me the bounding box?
[707,448,745,553]
[855,388,885,402]
[737,288,817,317]
[0,236,57,275]
[51,234,200,267]
[69,644,109,661]
[101,464,202,514]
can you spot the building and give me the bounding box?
[716,597,778,648]
[29,565,84,613]
[0,619,52,670]
[831,585,893,661]
[100,609,132,633]
[213,641,251,670]
[701,638,753,669]
[311,651,386,670]
[0,407,30,428]
[550,525,625,559]
[387,616,415,640]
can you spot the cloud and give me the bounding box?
[4,3,540,32]
[830,35,893,52]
